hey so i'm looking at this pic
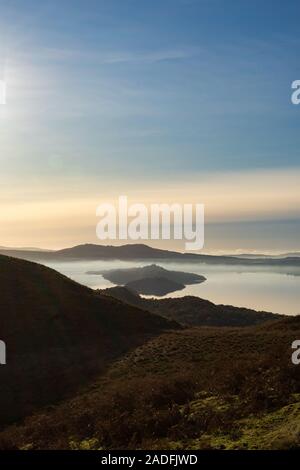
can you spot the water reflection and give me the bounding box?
[42,260,300,316]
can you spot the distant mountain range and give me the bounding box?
[0,243,300,266]
[229,252,300,259]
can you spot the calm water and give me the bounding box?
[43,260,300,316]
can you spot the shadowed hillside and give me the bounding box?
[99,286,281,327]
[0,255,178,424]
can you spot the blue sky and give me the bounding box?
[0,0,300,250]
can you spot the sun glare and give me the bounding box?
[0,78,6,120]
[0,80,6,105]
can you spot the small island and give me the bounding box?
[126,277,186,296]
[87,264,206,296]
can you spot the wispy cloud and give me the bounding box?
[12,45,198,66]
[99,48,196,64]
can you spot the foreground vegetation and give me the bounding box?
[1,317,299,450]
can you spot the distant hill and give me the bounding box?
[1,243,300,266]
[276,252,300,258]
[231,252,300,259]
[0,246,52,252]
[100,286,282,327]
[0,255,177,424]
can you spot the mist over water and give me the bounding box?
[43,260,300,316]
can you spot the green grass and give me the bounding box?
[185,395,300,450]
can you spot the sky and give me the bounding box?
[0,0,300,252]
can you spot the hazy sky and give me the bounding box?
[0,0,300,251]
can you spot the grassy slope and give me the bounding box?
[0,255,177,424]
[1,317,299,449]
